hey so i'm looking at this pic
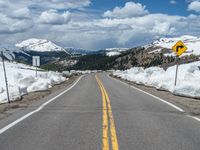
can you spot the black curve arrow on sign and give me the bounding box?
[176,45,184,52]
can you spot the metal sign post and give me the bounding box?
[36,66,37,78]
[174,57,179,86]
[172,40,188,86]
[32,56,40,78]
[1,52,10,103]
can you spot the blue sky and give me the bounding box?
[0,0,200,50]
[90,0,189,16]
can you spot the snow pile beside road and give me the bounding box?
[0,61,66,103]
[113,61,200,98]
[63,70,99,76]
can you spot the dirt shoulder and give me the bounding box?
[0,75,78,115]
[110,75,200,116]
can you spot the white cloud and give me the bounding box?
[186,0,200,2]
[152,21,176,34]
[35,0,91,9]
[89,14,180,46]
[170,0,177,4]
[97,14,180,31]
[188,1,200,13]
[11,7,31,19]
[0,13,33,34]
[39,10,71,25]
[0,0,91,10]
[103,2,149,18]
[0,0,200,50]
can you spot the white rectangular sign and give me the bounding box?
[32,56,40,67]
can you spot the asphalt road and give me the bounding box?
[0,73,200,150]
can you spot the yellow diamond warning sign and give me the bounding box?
[172,40,188,57]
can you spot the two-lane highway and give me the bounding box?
[0,73,200,150]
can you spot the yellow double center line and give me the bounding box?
[95,75,119,150]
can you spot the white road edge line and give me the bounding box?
[107,75,185,112]
[188,115,200,122]
[0,76,83,135]
[130,85,185,112]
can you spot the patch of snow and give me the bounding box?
[105,47,129,57]
[68,70,98,75]
[113,61,200,98]
[0,61,67,103]
[106,51,121,56]
[148,48,162,54]
[106,48,129,52]
[62,71,71,77]
[164,53,176,57]
[0,87,4,93]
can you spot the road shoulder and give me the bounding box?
[0,75,79,120]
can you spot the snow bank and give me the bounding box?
[113,61,200,98]
[0,61,66,103]
[63,70,98,76]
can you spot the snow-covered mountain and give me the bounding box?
[16,38,70,54]
[145,35,200,57]
[0,44,29,60]
[105,48,129,56]
[0,38,72,67]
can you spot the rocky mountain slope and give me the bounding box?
[66,35,200,71]
[1,35,200,71]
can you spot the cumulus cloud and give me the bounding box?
[152,21,176,34]
[186,0,200,2]
[188,1,200,13]
[97,14,179,31]
[103,2,149,18]
[170,0,177,4]
[0,0,91,10]
[39,10,71,25]
[0,13,33,34]
[0,0,200,50]
[87,13,180,46]
[34,0,91,9]
[10,7,31,19]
